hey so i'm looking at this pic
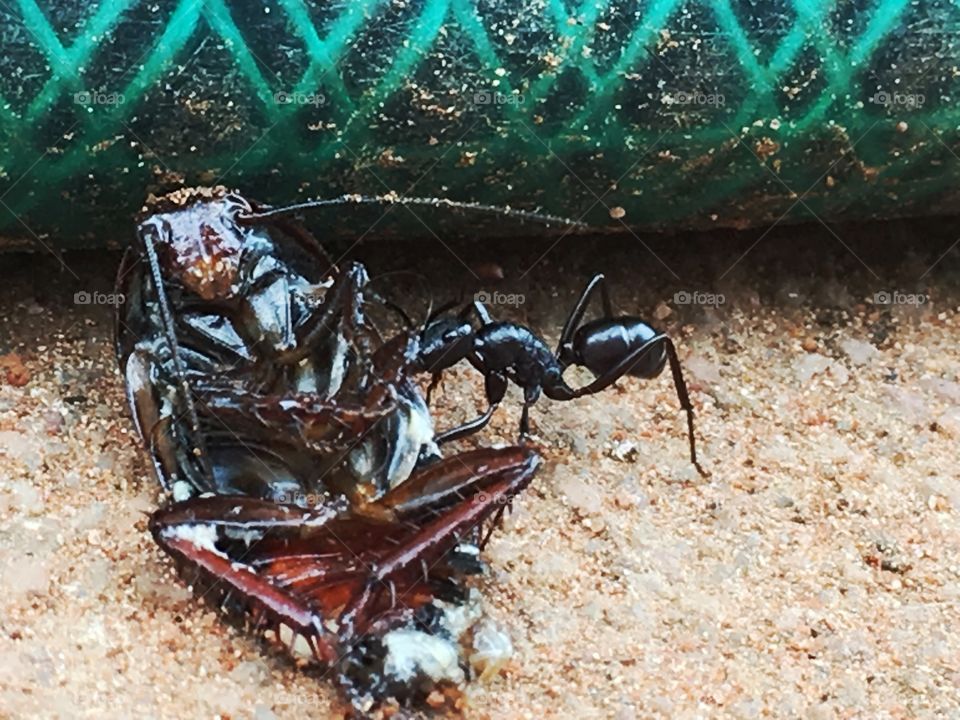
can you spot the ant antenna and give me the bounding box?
[235,194,589,229]
[366,269,437,331]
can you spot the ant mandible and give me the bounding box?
[412,273,709,478]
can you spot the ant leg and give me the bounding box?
[556,273,607,358]
[434,371,508,445]
[600,276,615,316]
[420,300,491,411]
[435,402,497,445]
[518,384,541,442]
[466,299,494,325]
[425,372,443,405]
[661,338,709,478]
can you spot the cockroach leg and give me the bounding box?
[194,387,398,453]
[275,261,370,367]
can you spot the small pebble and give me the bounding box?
[794,353,832,383]
[935,407,960,438]
[652,302,672,320]
[557,473,603,516]
[608,440,640,462]
[840,337,879,365]
[0,352,30,386]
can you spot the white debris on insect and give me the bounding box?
[380,592,512,687]
[164,523,224,557]
[292,366,318,394]
[454,543,479,557]
[277,623,313,659]
[469,618,514,681]
[325,335,350,398]
[348,441,374,479]
[434,592,513,682]
[382,629,464,684]
[171,481,193,502]
[383,592,513,683]
[224,526,265,547]
[435,592,483,639]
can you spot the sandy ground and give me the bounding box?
[1,220,959,719]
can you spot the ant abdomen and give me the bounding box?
[574,318,666,379]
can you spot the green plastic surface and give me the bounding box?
[1,1,959,245]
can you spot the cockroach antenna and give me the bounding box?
[235,193,590,228]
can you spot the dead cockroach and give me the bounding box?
[116,187,584,713]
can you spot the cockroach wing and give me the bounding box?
[149,447,540,669]
[149,496,438,665]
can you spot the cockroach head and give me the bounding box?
[136,187,254,301]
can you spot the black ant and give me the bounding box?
[411,273,709,478]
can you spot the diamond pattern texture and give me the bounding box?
[1,0,959,244]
